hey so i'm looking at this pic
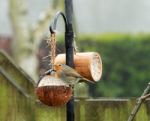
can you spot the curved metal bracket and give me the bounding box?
[49,11,75,67]
[49,11,68,34]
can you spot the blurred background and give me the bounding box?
[1,0,150,97]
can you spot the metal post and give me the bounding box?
[49,0,74,120]
[65,0,75,121]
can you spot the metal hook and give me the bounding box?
[49,11,68,34]
[49,26,55,34]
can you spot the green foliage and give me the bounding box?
[76,34,150,97]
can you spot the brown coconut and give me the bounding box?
[35,75,72,106]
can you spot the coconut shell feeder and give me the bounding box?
[36,75,72,106]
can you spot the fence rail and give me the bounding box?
[0,51,150,121]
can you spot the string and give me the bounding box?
[48,32,56,70]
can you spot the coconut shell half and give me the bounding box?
[35,75,72,106]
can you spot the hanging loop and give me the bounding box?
[49,32,56,70]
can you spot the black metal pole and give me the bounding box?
[65,0,75,121]
[64,1,74,66]
[49,1,74,120]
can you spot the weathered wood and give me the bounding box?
[0,51,35,121]
[0,50,35,95]
[1,79,150,121]
[0,51,66,121]
[128,83,150,121]
[0,51,150,121]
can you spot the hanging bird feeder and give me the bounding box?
[36,75,72,106]
[36,10,102,106]
[54,52,102,82]
[35,12,72,106]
